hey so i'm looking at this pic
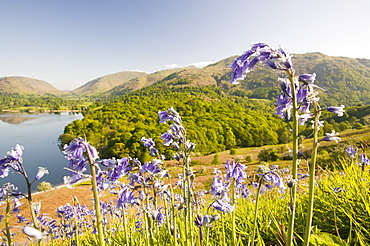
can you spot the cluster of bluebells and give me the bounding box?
[63,138,99,188]
[0,145,51,243]
[345,145,369,166]
[0,183,23,221]
[230,42,345,132]
[255,165,286,194]
[158,107,196,155]
[0,144,49,181]
[209,160,250,213]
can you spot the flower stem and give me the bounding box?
[170,183,177,246]
[286,70,298,246]
[123,209,129,246]
[303,101,321,245]
[85,144,105,246]
[5,197,12,246]
[221,214,226,246]
[231,178,237,245]
[251,178,262,246]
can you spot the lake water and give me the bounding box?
[0,113,83,192]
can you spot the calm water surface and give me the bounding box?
[0,113,83,192]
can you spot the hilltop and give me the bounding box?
[72,71,147,94]
[0,77,67,95]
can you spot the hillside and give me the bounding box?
[0,76,66,95]
[108,66,198,95]
[104,53,370,107]
[72,71,147,94]
[1,53,370,107]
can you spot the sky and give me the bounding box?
[1,0,370,91]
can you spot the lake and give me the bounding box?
[0,112,83,192]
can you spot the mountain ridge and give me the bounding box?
[0,76,67,95]
[1,53,370,106]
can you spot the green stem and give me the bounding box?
[221,214,226,246]
[85,144,105,246]
[251,178,262,246]
[123,209,129,246]
[143,185,155,246]
[5,197,12,246]
[170,183,177,246]
[303,101,321,245]
[286,70,299,246]
[182,165,188,246]
[231,178,237,245]
[205,226,210,246]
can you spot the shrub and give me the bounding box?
[245,154,253,163]
[230,148,237,155]
[257,148,280,162]
[37,181,52,192]
[211,153,220,164]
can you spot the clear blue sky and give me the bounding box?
[1,0,369,90]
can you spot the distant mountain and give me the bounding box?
[0,76,66,95]
[72,71,147,95]
[2,53,370,107]
[124,53,370,106]
[108,66,199,95]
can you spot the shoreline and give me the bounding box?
[31,177,91,197]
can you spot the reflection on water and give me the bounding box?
[0,113,83,192]
[0,116,38,124]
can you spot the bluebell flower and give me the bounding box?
[194,214,212,228]
[63,138,99,188]
[212,199,235,213]
[140,159,161,176]
[128,172,144,186]
[346,146,358,159]
[321,130,341,143]
[7,144,24,161]
[35,167,49,180]
[100,158,117,168]
[106,157,132,182]
[298,73,316,84]
[327,105,345,117]
[0,183,20,200]
[63,138,99,161]
[16,213,28,223]
[117,186,137,209]
[332,187,345,193]
[22,226,45,241]
[161,131,174,146]
[63,172,84,188]
[240,183,250,198]
[311,120,324,130]
[151,208,166,226]
[225,159,247,186]
[158,107,182,125]
[230,43,292,84]
[359,153,369,166]
[141,137,155,148]
[0,159,11,178]
[261,171,285,190]
[0,144,27,177]
[210,176,227,196]
[298,113,312,126]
